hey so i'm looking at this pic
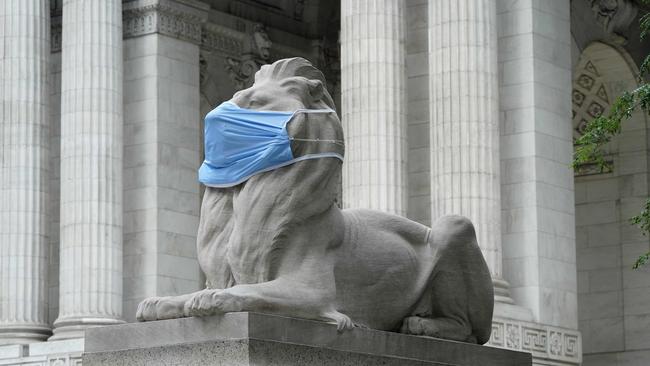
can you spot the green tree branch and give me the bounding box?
[573,10,650,268]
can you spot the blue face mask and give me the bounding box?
[198,101,343,188]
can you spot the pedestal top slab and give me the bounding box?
[85,312,531,365]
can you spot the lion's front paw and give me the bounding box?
[136,297,157,322]
[322,310,354,331]
[184,289,245,317]
[400,316,427,335]
[136,296,186,322]
[400,316,473,342]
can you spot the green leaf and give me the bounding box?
[574,9,650,270]
[634,252,650,269]
[629,199,650,268]
[641,13,650,40]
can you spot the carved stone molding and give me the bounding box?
[202,23,245,57]
[0,341,83,366]
[251,23,272,61]
[220,22,273,90]
[47,354,83,366]
[199,10,328,92]
[572,61,609,140]
[123,0,209,44]
[489,317,582,365]
[572,57,615,176]
[591,0,638,43]
[224,57,259,90]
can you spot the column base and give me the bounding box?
[493,278,534,322]
[49,317,125,341]
[0,324,51,345]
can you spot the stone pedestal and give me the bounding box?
[83,312,531,366]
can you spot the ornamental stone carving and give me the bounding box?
[223,23,273,90]
[550,331,563,356]
[505,323,521,349]
[591,0,638,43]
[251,23,272,60]
[223,57,259,90]
[488,317,582,365]
[572,57,614,175]
[122,0,208,44]
[202,23,244,56]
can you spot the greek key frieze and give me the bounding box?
[488,318,581,364]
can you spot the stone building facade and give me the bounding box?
[1,0,649,365]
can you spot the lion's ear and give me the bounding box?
[306,79,324,103]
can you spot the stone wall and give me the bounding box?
[573,41,650,366]
[497,0,578,329]
[122,32,204,323]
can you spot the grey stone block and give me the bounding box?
[83,312,531,366]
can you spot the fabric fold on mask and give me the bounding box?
[199,101,343,188]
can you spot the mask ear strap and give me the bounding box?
[284,108,335,128]
[287,109,341,145]
[291,108,335,117]
[289,137,345,147]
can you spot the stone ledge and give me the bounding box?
[0,339,83,366]
[84,312,531,366]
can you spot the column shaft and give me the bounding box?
[0,0,51,344]
[52,0,124,340]
[429,0,502,279]
[340,0,407,216]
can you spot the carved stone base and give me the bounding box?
[0,324,51,346]
[0,338,83,366]
[49,317,125,342]
[83,312,531,366]
[488,317,582,365]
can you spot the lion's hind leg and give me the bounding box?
[400,215,494,344]
[400,316,476,343]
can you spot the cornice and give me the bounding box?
[123,0,209,44]
[201,23,245,56]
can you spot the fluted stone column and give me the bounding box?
[429,0,512,303]
[51,0,124,340]
[340,0,407,216]
[0,0,51,345]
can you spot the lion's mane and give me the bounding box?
[226,58,344,284]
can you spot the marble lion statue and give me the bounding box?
[137,57,494,344]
